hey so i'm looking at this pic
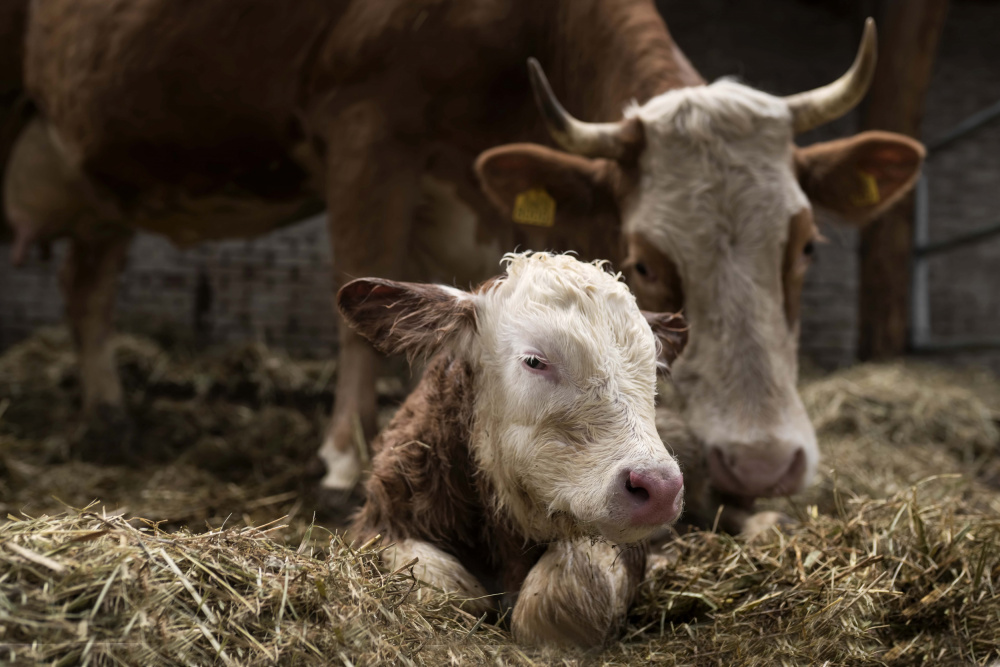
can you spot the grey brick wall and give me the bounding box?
[1,0,997,370]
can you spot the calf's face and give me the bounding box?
[338,252,686,544]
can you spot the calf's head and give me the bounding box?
[477,20,925,501]
[338,252,686,544]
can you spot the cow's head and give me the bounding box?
[476,21,925,501]
[337,252,687,544]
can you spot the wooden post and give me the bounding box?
[858,0,949,360]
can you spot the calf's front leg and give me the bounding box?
[382,539,494,616]
[512,538,645,648]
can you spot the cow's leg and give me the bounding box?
[317,101,422,494]
[60,228,133,429]
[383,539,494,615]
[512,538,645,648]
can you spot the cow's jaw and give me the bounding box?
[622,80,821,499]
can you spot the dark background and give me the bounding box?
[2,0,997,370]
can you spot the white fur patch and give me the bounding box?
[465,253,681,543]
[383,539,494,615]
[318,439,361,492]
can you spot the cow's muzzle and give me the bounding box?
[708,444,807,498]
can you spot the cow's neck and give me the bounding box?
[538,0,704,124]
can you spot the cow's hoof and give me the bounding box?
[315,485,364,525]
[740,510,795,542]
[73,404,135,463]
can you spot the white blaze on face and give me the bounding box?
[622,81,819,498]
[469,253,683,544]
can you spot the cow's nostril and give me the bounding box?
[626,472,650,502]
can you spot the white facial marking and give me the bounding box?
[622,80,819,496]
[462,253,683,543]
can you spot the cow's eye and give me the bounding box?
[634,262,652,279]
[803,241,815,257]
[523,356,548,371]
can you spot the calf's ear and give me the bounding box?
[796,130,925,225]
[642,311,688,375]
[337,278,476,359]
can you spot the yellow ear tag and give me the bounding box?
[851,171,881,207]
[512,188,556,227]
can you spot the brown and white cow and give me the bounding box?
[342,252,686,647]
[4,1,922,527]
[475,21,924,528]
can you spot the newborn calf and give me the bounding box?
[340,252,686,647]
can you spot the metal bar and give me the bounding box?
[903,99,1000,355]
[927,98,1000,153]
[911,338,1000,353]
[914,220,1000,257]
[909,173,931,349]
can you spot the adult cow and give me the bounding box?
[6,1,922,525]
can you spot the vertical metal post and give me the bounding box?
[910,172,931,349]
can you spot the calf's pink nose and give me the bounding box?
[625,468,684,525]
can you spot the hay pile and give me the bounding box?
[2,483,997,665]
[2,329,1000,664]
[802,362,999,462]
[0,508,522,666]
[0,329,406,541]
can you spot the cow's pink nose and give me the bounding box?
[624,468,684,526]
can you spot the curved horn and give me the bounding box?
[527,58,641,160]
[784,18,878,134]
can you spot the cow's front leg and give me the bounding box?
[317,100,422,496]
[60,228,133,412]
[383,539,494,616]
[512,538,645,648]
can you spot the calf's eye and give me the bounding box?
[634,262,650,277]
[803,241,815,257]
[523,356,547,371]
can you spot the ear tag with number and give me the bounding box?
[512,188,556,227]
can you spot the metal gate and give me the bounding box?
[910,99,1000,352]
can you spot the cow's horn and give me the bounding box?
[527,58,640,160]
[784,18,878,134]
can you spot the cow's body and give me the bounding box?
[6,1,924,526]
[11,0,687,485]
[339,253,685,647]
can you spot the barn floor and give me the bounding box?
[1,328,999,665]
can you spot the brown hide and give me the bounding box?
[349,352,547,596]
[0,0,29,243]
[23,0,696,250]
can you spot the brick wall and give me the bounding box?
[2,0,997,370]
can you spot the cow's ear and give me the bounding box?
[337,278,476,359]
[643,311,688,375]
[475,143,619,228]
[796,130,925,225]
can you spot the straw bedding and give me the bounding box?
[1,329,998,665]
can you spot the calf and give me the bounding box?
[340,252,686,647]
